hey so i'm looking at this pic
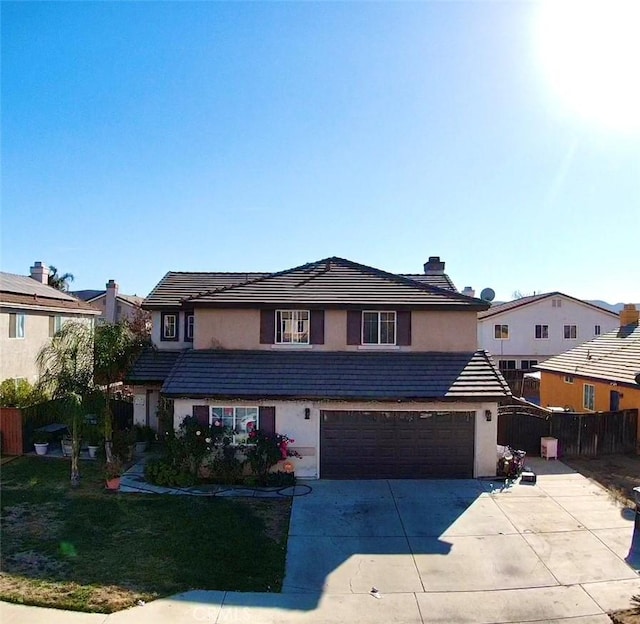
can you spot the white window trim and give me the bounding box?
[594,325,601,336]
[186,314,195,341]
[534,324,549,340]
[9,313,25,339]
[275,309,310,345]
[583,383,595,411]
[162,313,177,340]
[362,310,397,345]
[564,324,578,340]
[564,375,574,384]
[210,405,259,444]
[493,324,509,340]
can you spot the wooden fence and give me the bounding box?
[0,407,23,455]
[498,405,638,458]
[21,396,133,453]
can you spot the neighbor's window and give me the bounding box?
[552,298,562,308]
[564,325,577,339]
[9,313,25,338]
[161,312,178,341]
[583,384,595,410]
[48,315,63,337]
[535,324,549,339]
[564,375,574,384]
[498,360,516,371]
[494,324,509,340]
[520,360,538,370]
[594,325,601,336]
[185,313,194,342]
[276,310,309,344]
[362,311,396,345]
[211,406,259,444]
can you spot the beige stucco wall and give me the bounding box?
[172,398,498,479]
[0,307,95,383]
[193,308,478,352]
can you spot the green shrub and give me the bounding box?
[145,458,196,487]
[0,378,48,408]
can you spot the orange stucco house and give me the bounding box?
[537,304,640,449]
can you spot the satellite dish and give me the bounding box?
[480,287,496,302]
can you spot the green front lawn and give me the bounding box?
[0,457,292,613]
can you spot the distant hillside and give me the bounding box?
[587,301,640,313]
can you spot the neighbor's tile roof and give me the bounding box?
[478,292,618,320]
[0,272,100,313]
[143,272,268,308]
[402,273,457,292]
[186,257,486,309]
[126,348,183,384]
[72,290,144,307]
[160,349,511,400]
[536,323,640,386]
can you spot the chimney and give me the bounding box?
[461,286,475,298]
[423,256,445,274]
[105,279,119,323]
[620,303,639,327]
[30,261,50,284]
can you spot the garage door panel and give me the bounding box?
[320,410,475,479]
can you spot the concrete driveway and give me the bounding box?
[2,459,639,624]
[283,458,640,622]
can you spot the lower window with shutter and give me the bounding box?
[210,406,260,443]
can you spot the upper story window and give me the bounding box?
[48,315,63,337]
[185,312,194,342]
[9,313,25,339]
[498,359,516,371]
[564,375,574,384]
[594,325,601,336]
[494,324,509,340]
[161,312,179,341]
[564,324,577,339]
[362,311,396,345]
[583,383,595,410]
[552,298,562,308]
[276,310,309,344]
[535,324,549,339]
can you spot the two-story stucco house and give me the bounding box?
[0,263,101,384]
[72,280,145,325]
[477,292,620,373]
[128,257,511,479]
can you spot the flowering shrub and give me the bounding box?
[245,431,301,485]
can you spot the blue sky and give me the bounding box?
[2,1,638,303]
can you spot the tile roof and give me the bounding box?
[0,273,100,313]
[126,348,184,384]
[160,349,511,401]
[186,257,486,309]
[401,273,457,292]
[71,289,106,302]
[477,292,618,320]
[536,323,640,386]
[144,272,268,309]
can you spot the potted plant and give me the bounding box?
[85,426,102,459]
[33,431,50,456]
[105,456,124,490]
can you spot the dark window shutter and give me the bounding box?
[397,311,411,346]
[192,405,210,427]
[259,406,276,434]
[310,310,325,344]
[260,309,276,344]
[346,310,361,345]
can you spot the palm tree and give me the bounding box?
[36,321,93,486]
[48,266,75,292]
[94,322,144,463]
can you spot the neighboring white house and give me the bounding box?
[477,292,620,373]
[72,280,145,325]
[0,262,101,383]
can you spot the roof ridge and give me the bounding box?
[185,256,485,305]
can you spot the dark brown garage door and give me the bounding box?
[320,410,475,479]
